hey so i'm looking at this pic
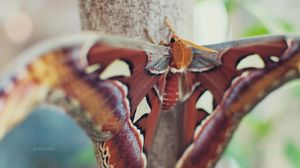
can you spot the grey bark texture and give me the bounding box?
[79,0,194,167]
[79,0,193,41]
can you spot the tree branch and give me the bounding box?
[79,0,193,167]
[79,0,194,40]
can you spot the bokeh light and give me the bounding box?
[4,11,33,44]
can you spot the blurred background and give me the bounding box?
[0,1,96,168]
[0,0,300,168]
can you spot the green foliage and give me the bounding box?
[240,0,295,36]
[72,146,97,167]
[225,138,250,168]
[223,0,239,13]
[242,22,270,37]
[292,86,300,98]
[225,114,274,168]
[244,115,273,140]
[285,80,300,98]
[277,19,294,32]
[284,141,300,168]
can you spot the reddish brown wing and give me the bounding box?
[0,33,169,168]
[87,39,170,166]
[88,43,166,152]
[177,35,300,168]
[87,43,158,114]
[193,35,288,102]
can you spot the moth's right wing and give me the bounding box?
[177,35,300,168]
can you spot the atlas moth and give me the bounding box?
[0,17,300,168]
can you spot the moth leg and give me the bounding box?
[143,28,157,44]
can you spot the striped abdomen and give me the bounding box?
[162,73,180,110]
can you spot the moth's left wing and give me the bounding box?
[177,35,300,168]
[87,37,170,161]
[0,32,170,168]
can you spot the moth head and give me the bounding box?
[168,34,193,71]
[170,34,180,44]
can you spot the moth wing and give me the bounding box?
[0,32,170,167]
[178,35,300,168]
[0,32,170,142]
[87,35,169,153]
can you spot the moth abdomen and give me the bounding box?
[162,73,180,111]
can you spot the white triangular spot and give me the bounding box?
[100,59,131,80]
[236,54,265,70]
[270,56,280,62]
[134,97,151,123]
[85,64,101,74]
[196,90,213,114]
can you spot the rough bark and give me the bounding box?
[79,0,193,167]
[79,0,193,42]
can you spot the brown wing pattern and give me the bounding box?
[2,33,300,168]
[0,33,169,168]
[177,36,300,168]
[87,43,166,167]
